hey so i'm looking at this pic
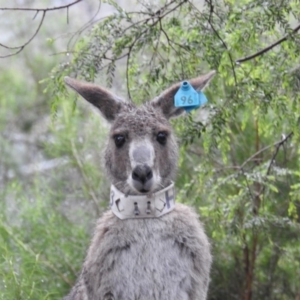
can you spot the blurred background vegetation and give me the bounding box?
[0,0,299,299]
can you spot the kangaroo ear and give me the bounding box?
[64,77,124,122]
[151,70,216,119]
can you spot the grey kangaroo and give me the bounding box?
[64,70,215,300]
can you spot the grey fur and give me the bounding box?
[64,71,216,300]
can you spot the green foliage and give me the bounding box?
[0,179,88,300]
[1,0,300,299]
[0,65,109,299]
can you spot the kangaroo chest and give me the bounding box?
[81,204,210,300]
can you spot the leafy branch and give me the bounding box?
[236,23,300,64]
[58,0,190,96]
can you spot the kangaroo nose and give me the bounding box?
[132,165,153,184]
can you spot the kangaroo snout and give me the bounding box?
[132,165,153,192]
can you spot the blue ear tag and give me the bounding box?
[174,81,208,112]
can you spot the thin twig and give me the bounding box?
[258,132,294,197]
[0,11,46,58]
[0,0,83,58]
[70,140,101,216]
[265,132,294,176]
[0,0,82,12]
[125,0,179,32]
[240,169,256,203]
[113,0,187,99]
[126,47,132,101]
[66,1,102,51]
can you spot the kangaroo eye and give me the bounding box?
[114,134,126,148]
[157,132,168,145]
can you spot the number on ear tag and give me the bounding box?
[174,81,208,112]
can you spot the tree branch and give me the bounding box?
[239,132,293,170]
[0,11,46,58]
[236,23,300,64]
[257,132,294,198]
[0,0,82,12]
[0,0,83,58]
[265,132,294,176]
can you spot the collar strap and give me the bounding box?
[110,183,175,220]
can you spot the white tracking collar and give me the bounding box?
[110,183,175,220]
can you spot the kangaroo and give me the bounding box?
[63,70,215,300]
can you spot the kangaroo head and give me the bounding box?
[65,71,215,195]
